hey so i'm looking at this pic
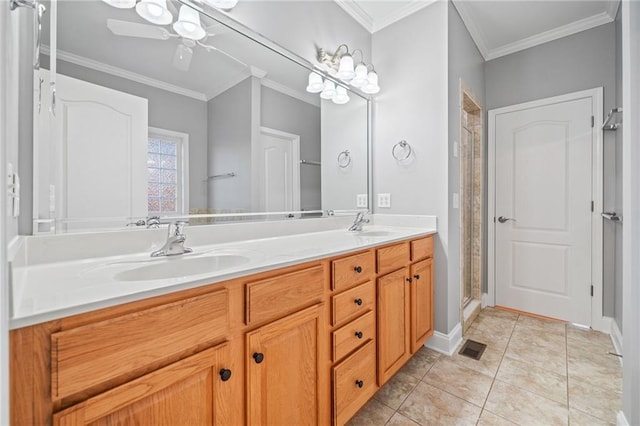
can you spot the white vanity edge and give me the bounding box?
[9,214,437,329]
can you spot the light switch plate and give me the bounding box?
[378,193,391,208]
[356,194,368,208]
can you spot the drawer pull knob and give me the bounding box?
[414,274,420,280]
[354,266,363,273]
[355,380,364,388]
[253,352,264,364]
[354,298,363,306]
[355,331,363,339]
[406,277,412,284]
[219,368,232,382]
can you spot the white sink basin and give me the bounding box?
[349,230,394,237]
[114,253,251,282]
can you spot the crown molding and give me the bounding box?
[261,78,321,108]
[451,0,490,59]
[41,46,207,101]
[205,70,252,101]
[485,10,615,60]
[605,0,620,20]
[371,0,438,33]
[333,0,373,33]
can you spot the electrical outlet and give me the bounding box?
[356,194,368,208]
[378,193,391,208]
[453,193,459,209]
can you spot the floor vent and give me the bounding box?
[458,339,487,360]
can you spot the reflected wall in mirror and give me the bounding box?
[33,0,369,233]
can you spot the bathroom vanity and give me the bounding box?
[9,224,435,425]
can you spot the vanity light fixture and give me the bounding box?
[203,0,239,10]
[319,80,336,100]
[332,86,350,105]
[173,4,206,40]
[306,71,324,93]
[101,0,136,8]
[136,0,173,25]
[361,68,380,94]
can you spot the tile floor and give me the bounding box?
[348,307,622,426]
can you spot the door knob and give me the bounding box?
[497,216,515,223]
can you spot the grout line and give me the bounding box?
[566,322,571,425]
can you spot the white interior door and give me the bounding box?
[257,127,300,213]
[493,96,594,325]
[35,71,148,231]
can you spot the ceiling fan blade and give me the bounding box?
[197,42,247,68]
[172,44,193,72]
[107,19,175,40]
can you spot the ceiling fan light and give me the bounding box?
[337,54,355,81]
[204,0,239,10]
[320,80,336,100]
[173,5,206,40]
[136,0,173,25]
[332,86,350,105]
[306,72,324,93]
[361,70,380,94]
[101,0,136,9]
[350,63,368,88]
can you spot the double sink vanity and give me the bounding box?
[9,215,436,425]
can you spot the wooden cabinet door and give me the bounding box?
[53,343,231,426]
[410,258,434,353]
[246,304,321,426]
[377,268,410,385]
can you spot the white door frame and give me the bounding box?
[488,87,606,331]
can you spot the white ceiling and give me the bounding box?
[335,0,620,60]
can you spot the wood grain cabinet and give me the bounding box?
[410,257,434,353]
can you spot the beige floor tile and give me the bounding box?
[385,412,420,426]
[569,408,615,426]
[496,357,567,405]
[423,358,494,407]
[568,376,622,423]
[471,315,517,337]
[449,344,505,377]
[567,325,614,348]
[398,347,440,380]
[485,380,568,425]
[476,410,517,425]
[478,307,520,321]
[505,337,567,376]
[567,336,616,358]
[510,324,567,351]
[347,398,396,426]
[374,371,420,410]
[464,326,510,352]
[567,352,622,391]
[398,382,481,426]
[516,314,566,336]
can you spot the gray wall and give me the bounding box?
[372,3,452,333]
[485,22,617,318]
[207,78,252,212]
[448,2,486,320]
[614,8,623,331]
[261,87,321,211]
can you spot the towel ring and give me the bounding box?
[392,140,412,161]
[337,150,352,168]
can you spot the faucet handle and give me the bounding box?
[173,221,188,236]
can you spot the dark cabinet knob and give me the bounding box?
[354,266,363,273]
[355,331,363,339]
[406,277,412,284]
[355,380,364,388]
[414,274,420,280]
[354,298,363,306]
[219,368,232,381]
[253,352,264,364]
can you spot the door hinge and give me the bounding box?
[591,116,595,128]
[591,201,594,212]
[591,285,594,297]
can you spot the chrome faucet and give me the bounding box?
[348,211,370,232]
[146,216,161,229]
[151,221,192,257]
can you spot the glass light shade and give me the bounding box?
[306,72,324,93]
[337,54,355,81]
[350,63,368,88]
[320,80,336,100]
[362,70,380,94]
[101,0,136,9]
[136,0,173,25]
[203,0,239,10]
[332,86,350,105]
[173,5,206,40]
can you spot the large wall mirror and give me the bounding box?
[33,0,370,233]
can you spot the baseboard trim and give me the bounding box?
[592,315,613,334]
[425,323,463,356]
[610,319,623,364]
[617,411,629,426]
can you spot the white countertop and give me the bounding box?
[10,222,436,329]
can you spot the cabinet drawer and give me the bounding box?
[51,289,229,399]
[411,236,434,261]
[333,340,377,426]
[332,280,375,326]
[332,251,374,291]
[246,265,324,325]
[332,311,375,362]
[377,242,410,274]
